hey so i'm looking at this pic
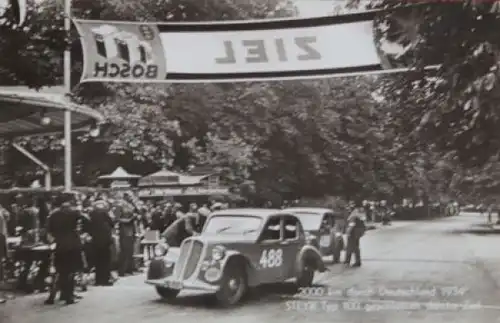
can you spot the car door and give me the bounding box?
[280,215,303,279]
[255,216,285,284]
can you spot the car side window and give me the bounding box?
[284,216,299,240]
[260,217,281,241]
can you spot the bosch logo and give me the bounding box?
[91,24,158,79]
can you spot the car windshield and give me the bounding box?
[291,212,323,231]
[203,216,263,235]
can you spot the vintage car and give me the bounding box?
[284,207,345,263]
[145,208,326,306]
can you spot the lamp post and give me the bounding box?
[63,0,72,192]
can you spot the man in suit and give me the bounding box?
[46,194,82,305]
[116,199,137,277]
[87,200,114,286]
[162,203,175,229]
[345,202,366,267]
[150,204,165,232]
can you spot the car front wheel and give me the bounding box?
[214,264,247,307]
[296,264,315,287]
[156,286,180,300]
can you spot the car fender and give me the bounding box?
[146,247,179,280]
[220,250,258,287]
[295,245,327,275]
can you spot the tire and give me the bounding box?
[296,263,315,287]
[156,286,180,299]
[214,262,248,307]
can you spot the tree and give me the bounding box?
[3,0,461,204]
[192,76,402,202]
[1,0,298,186]
[0,0,65,88]
[355,1,500,169]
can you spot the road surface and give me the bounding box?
[2,213,500,323]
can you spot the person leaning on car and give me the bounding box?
[185,205,210,235]
[160,215,192,247]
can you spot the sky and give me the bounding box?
[292,0,364,17]
[293,0,338,17]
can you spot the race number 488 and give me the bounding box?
[260,249,283,268]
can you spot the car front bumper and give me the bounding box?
[145,277,220,293]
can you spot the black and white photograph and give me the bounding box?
[1,0,500,323]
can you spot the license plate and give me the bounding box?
[167,280,182,289]
[319,235,331,247]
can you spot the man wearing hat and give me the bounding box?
[87,200,114,286]
[115,199,137,277]
[46,194,83,304]
[162,202,176,230]
[150,203,165,232]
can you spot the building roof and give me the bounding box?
[0,86,104,138]
[138,169,210,187]
[98,166,140,179]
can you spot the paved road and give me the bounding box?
[2,213,500,323]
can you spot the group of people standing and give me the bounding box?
[0,190,229,306]
[0,192,387,305]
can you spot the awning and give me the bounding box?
[98,166,141,179]
[0,86,104,138]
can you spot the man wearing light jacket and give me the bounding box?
[345,202,366,267]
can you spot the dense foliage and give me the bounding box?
[2,0,497,204]
[362,0,500,201]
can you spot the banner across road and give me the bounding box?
[73,7,439,84]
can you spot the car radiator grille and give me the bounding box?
[172,240,191,280]
[171,239,205,281]
[183,240,204,280]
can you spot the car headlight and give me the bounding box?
[211,245,226,261]
[204,267,222,282]
[154,243,169,257]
